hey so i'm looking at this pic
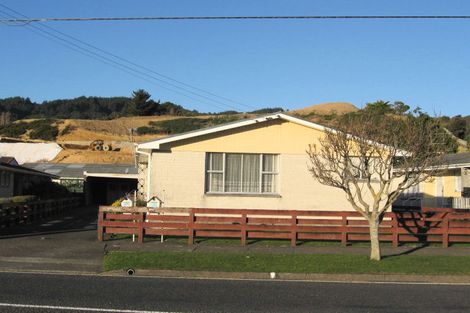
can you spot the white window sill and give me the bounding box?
[205,192,281,198]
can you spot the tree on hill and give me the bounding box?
[127,89,161,116]
[447,115,467,139]
[307,106,447,261]
[0,97,35,120]
[391,101,410,115]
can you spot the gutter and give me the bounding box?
[135,147,152,201]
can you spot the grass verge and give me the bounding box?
[104,251,470,275]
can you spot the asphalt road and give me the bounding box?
[0,272,470,313]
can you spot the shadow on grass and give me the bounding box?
[382,243,429,259]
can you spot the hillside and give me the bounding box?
[1,100,468,164]
[291,102,359,116]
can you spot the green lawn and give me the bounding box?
[103,251,470,275]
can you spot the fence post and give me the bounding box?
[442,213,449,248]
[341,214,348,247]
[97,209,104,241]
[392,213,399,248]
[188,210,195,245]
[138,212,145,243]
[241,213,247,246]
[291,212,297,247]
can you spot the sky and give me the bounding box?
[1,0,470,116]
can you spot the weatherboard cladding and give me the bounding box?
[22,163,137,179]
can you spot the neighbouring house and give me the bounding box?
[0,157,57,198]
[23,163,138,205]
[395,152,470,209]
[135,113,383,211]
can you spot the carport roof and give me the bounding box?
[23,163,137,179]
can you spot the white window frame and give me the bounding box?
[206,152,279,195]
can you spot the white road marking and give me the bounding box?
[0,303,178,313]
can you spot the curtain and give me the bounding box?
[262,154,278,193]
[262,174,275,193]
[211,153,223,171]
[263,154,278,172]
[242,154,260,192]
[208,153,223,192]
[210,173,223,192]
[225,154,242,192]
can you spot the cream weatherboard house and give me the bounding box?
[135,113,372,212]
[397,152,470,209]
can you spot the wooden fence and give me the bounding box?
[97,206,470,247]
[0,198,81,229]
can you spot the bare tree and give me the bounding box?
[307,110,447,260]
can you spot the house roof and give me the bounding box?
[23,163,137,179]
[442,152,470,168]
[0,162,58,179]
[0,156,18,165]
[138,113,329,150]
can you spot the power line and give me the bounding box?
[0,4,254,112]
[2,15,470,23]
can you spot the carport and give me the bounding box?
[84,168,138,205]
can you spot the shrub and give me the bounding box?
[148,116,243,134]
[150,118,208,134]
[135,126,160,135]
[29,123,59,141]
[59,124,75,136]
[23,181,71,199]
[0,195,37,204]
[111,198,125,207]
[0,122,29,137]
[0,118,59,140]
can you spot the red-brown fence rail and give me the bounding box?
[97,206,470,247]
[0,198,81,229]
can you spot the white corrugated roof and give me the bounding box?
[0,143,62,164]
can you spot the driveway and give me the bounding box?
[0,205,104,273]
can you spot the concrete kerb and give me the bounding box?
[102,268,470,285]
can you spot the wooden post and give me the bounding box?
[138,212,145,243]
[241,213,247,246]
[291,212,297,247]
[188,210,195,245]
[392,213,399,248]
[97,209,104,241]
[442,214,449,248]
[341,214,348,247]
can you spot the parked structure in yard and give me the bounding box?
[396,152,470,209]
[136,113,385,211]
[0,157,57,197]
[23,163,138,205]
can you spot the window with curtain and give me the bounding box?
[206,153,279,194]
